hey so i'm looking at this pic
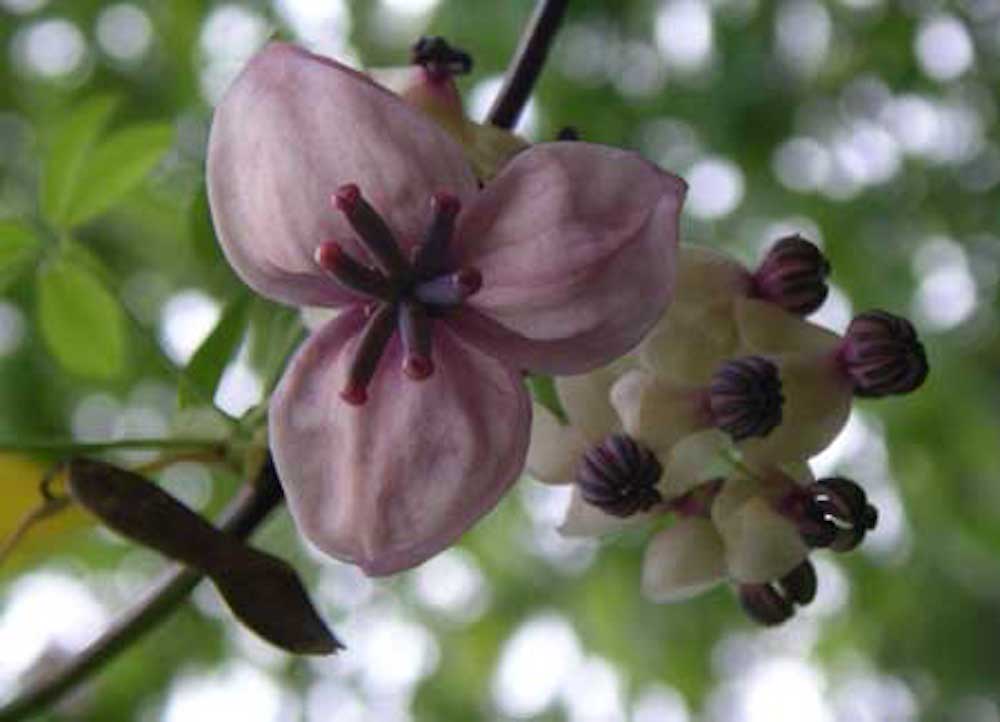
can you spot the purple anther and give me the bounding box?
[777,560,817,606]
[399,301,434,380]
[708,356,784,442]
[752,235,831,316]
[738,583,795,626]
[576,434,663,518]
[340,304,398,406]
[840,310,928,397]
[411,36,473,81]
[413,192,461,276]
[333,184,410,278]
[315,241,394,300]
[414,268,483,306]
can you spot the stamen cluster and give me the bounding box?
[315,185,480,405]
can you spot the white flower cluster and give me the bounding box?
[527,237,927,625]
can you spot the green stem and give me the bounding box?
[0,437,226,455]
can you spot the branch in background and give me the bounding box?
[486,0,570,130]
[0,458,284,722]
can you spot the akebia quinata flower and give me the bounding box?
[207,43,686,575]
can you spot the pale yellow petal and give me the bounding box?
[641,518,727,603]
[526,403,588,484]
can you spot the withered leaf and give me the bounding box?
[67,457,341,655]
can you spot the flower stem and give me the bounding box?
[0,437,226,456]
[0,457,283,722]
[486,0,570,129]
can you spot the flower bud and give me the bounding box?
[783,477,878,552]
[576,434,664,517]
[752,235,831,315]
[709,356,784,441]
[738,583,794,626]
[737,559,817,626]
[841,310,928,397]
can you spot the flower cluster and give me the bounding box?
[207,41,685,576]
[528,237,928,625]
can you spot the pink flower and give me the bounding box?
[207,43,686,576]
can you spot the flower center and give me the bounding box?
[315,184,482,405]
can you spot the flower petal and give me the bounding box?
[526,403,587,484]
[661,430,730,497]
[207,43,479,308]
[734,297,841,356]
[610,370,706,456]
[638,302,739,385]
[453,142,685,374]
[641,518,727,603]
[558,486,654,537]
[555,364,627,443]
[270,310,530,576]
[716,497,809,584]
[671,245,750,315]
[739,352,852,465]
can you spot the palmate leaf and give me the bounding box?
[179,294,252,409]
[40,95,119,227]
[36,253,127,380]
[38,94,173,229]
[0,222,42,291]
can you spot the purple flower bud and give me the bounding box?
[777,560,817,606]
[752,235,831,316]
[709,356,784,441]
[738,583,795,626]
[841,311,928,397]
[738,559,817,626]
[576,434,663,518]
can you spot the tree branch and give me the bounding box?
[486,0,570,130]
[0,458,284,722]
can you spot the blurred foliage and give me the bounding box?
[1,0,999,721]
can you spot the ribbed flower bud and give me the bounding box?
[576,434,663,518]
[708,356,784,441]
[752,235,831,315]
[738,559,817,626]
[782,477,878,552]
[841,311,928,397]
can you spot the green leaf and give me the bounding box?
[0,222,42,290]
[40,95,119,226]
[179,295,252,409]
[36,255,126,380]
[64,123,174,226]
[526,374,567,423]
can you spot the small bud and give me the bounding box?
[788,477,879,552]
[709,356,784,441]
[411,36,473,80]
[777,560,817,606]
[576,434,663,517]
[752,235,831,315]
[738,583,794,626]
[841,310,928,397]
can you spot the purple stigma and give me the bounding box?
[708,356,784,441]
[576,434,664,517]
[751,235,831,316]
[840,310,928,397]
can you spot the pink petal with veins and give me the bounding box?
[207,43,479,309]
[270,310,530,576]
[452,143,685,374]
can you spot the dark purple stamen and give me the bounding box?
[576,434,664,518]
[399,301,433,380]
[334,184,410,278]
[779,476,879,552]
[320,186,482,403]
[708,356,784,441]
[752,235,831,316]
[342,304,397,406]
[411,36,473,81]
[738,559,818,626]
[839,310,928,398]
[414,192,461,276]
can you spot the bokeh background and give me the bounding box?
[1,0,999,720]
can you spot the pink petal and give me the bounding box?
[270,310,530,576]
[207,43,479,308]
[452,142,686,374]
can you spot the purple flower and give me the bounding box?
[206,44,686,575]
